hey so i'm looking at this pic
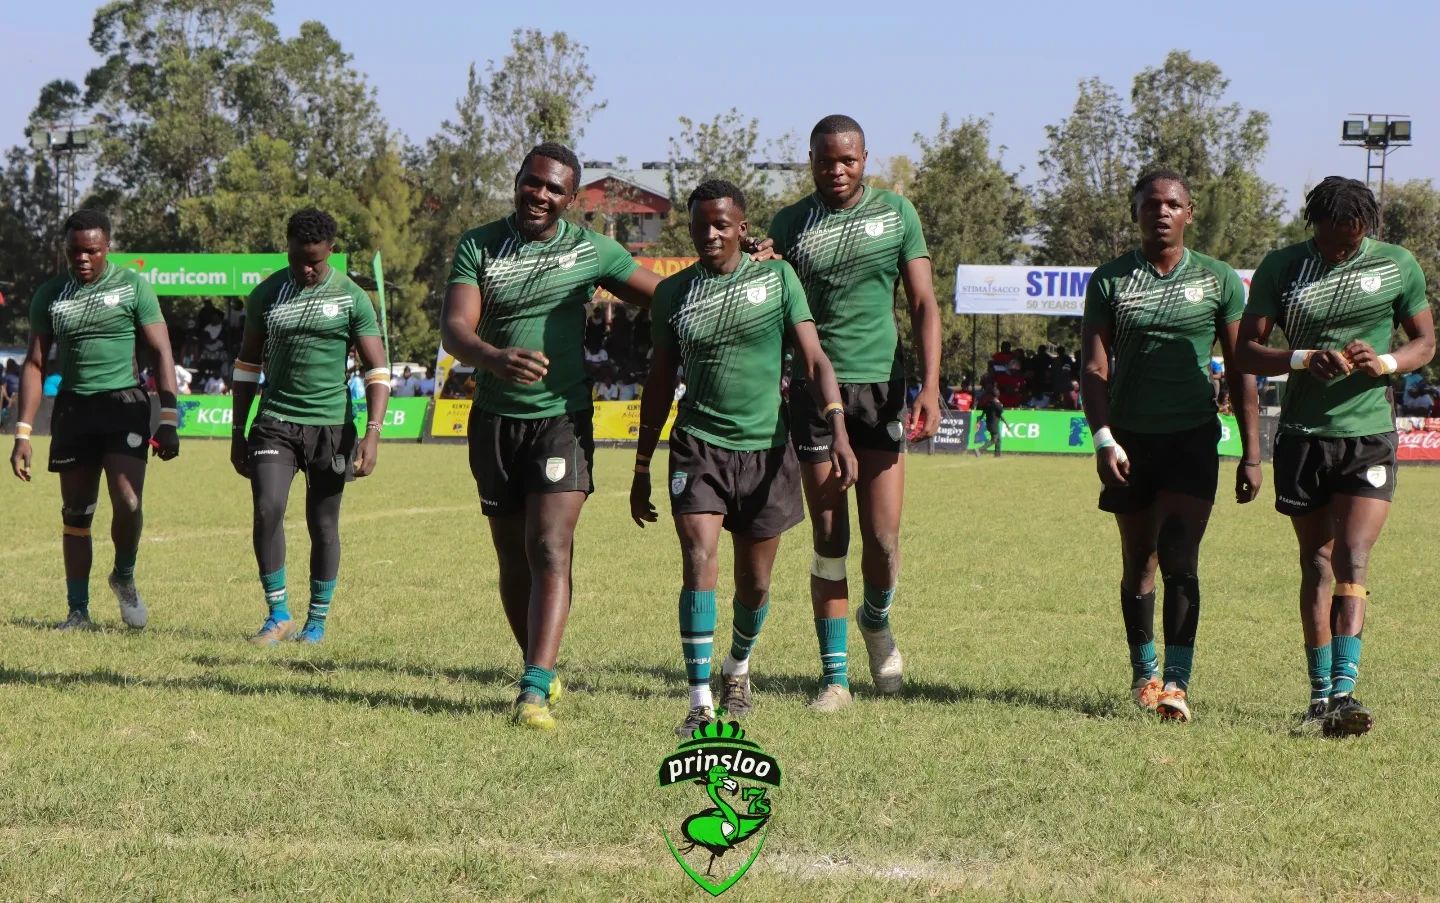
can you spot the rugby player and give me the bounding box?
[230,208,389,646]
[10,209,180,630]
[1082,170,1260,722]
[1237,177,1434,736]
[630,179,857,736]
[767,114,940,710]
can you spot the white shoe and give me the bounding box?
[807,683,853,713]
[857,616,903,694]
[109,572,148,629]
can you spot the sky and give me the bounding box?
[4,0,1438,213]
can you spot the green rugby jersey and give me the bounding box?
[246,267,380,425]
[652,257,812,450]
[1083,248,1244,433]
[1246,238,1427,438]
[448,215,639,418]
[29,263,163,395]
[768,186,928,383]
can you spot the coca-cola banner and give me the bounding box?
[1396,417,1440,461]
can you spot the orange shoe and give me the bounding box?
[1157,685,1193,722]
[1131,676,1163,712]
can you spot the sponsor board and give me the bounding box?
[174,396,426,439]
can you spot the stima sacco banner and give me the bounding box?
[110,253,348,296]
[953,265,1256,316]
[173,396,427,440]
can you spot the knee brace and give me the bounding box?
[811,552,847,582]
[61,502,97,537]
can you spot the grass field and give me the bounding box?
[2,440,1438,902]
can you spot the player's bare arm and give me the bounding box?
[1217,319,1261,503]
[790,320,857,490]
[8,332,50,481]
[601,267,661,308]
[631,344,680,528]
[229,326,265,477]
[1236,314,1352,381]
[900,256,942,440]
[352,333,390,478]
[441,282,548,385]
[140,320,180,461]
[1081,321,1128,486]
[1346,309,1435,377]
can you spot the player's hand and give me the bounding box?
[10,438,32,482]
[630,471,657,527]
[230,430,250,478]
[1235,460,1262,503]
[354,433,380,478]
[907,388,942,441]
[743,236,781,261]
[1343,340,1388,378]
[1096,444,1129,487]
[484,348,549,385]
[151,424,179,461]
[1307,349,1352,381]
[829,424,859,491]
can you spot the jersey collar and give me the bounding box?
[1307,237,1370,271]
[1133,247,1190,280]
[696,254,752,284]
[288,265,337,294]
[816,184,870,216]
[506,214,570,250]
[70,261,113,288]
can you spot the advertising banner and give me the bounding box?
[954,265,1254,316]
[1396,417,1440,461]
[428,399,677,440]
[174,395,426,439]
[110,253,348,297]
[946,409,1244,456]
[931,411,972,452]
[594,257,696,302]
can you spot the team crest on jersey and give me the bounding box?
[864,220,885,238]
[1360,275,1382,294]
[1183,286,1204,303]
[103,293,121,307]
[545,457,567,483]
[557,251,579,270]
[322,303,339,318]
[745,285,768,305]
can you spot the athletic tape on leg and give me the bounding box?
[1333,582,1368,598]
[811,553,847,582]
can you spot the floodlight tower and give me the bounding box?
[1339,114,1412,239]
[29,123,103,214]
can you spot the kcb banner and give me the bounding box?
[175,395,426,440]
[958,409,1243,456]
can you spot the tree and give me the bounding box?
[904,116,1033,383]
[0,147,64,342]
[354,144,429,363]
[482,29,606,174]
[1035,77,1136,266]
[1379,180,1440,358]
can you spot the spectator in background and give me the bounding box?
[394,366,419,397]
[1,359,19,422]
[947,382,974,412]
[203,372,228,395]
[1401,374,1435,416]
[1057,379,1081,410]
[972,381,1007,457]
[995,358,1025,408]
[419,366,436,397]
[583,331,609,376]
[347,367,364,402]
[991,340,1016,370]
[592,365,619,401]
[174,363,193,395]
[616,371,639,401]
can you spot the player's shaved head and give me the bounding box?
[810,114,865,149]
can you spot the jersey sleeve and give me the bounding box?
[897,196,930,262]
[765,207,793,254]
[650,281,678,351]
[447,232,483,287]
[28,285,53,337]
[349,283,382,340]
[1218,264,1246,325]
[243,282,269,336]
[1081,269,1113,329]
[1243,252,1283,321]
[1397,250,1429,319]
[592,232,640,284]
[133,277,164,328]
[779,263,814,329]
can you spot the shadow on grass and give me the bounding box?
[188,653,523,690]
[5,616,231,642]
[587,663,1124,718]
[0,666,508,717]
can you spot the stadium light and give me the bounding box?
[1339,113,1413,239]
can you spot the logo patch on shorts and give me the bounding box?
[103,293,121,307]
[1183,286,1204,303]
[545,457,567,482]
[885,420,905,442]
[332,454,346,474]
[125,432,143,448]
[322,303,339,318]
[746,285,768,305]
[670,471,687,497]
[1360,275,1383,294]
[864,220,885,237]
[1365,465,1387,488]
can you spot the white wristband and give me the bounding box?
[1092,426,1116,451]
[1290,350,1315,370]
[1379,353,1398,375]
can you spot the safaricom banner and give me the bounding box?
[111,253,348,296]
[954,265,1255,316]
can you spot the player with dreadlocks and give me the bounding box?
[230,208,390,646]
[766,114,941,712]
[1237,176,1434,737]
[1081,169,1260,722]
[10,208,181,629]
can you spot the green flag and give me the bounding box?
[372,250,391,364]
